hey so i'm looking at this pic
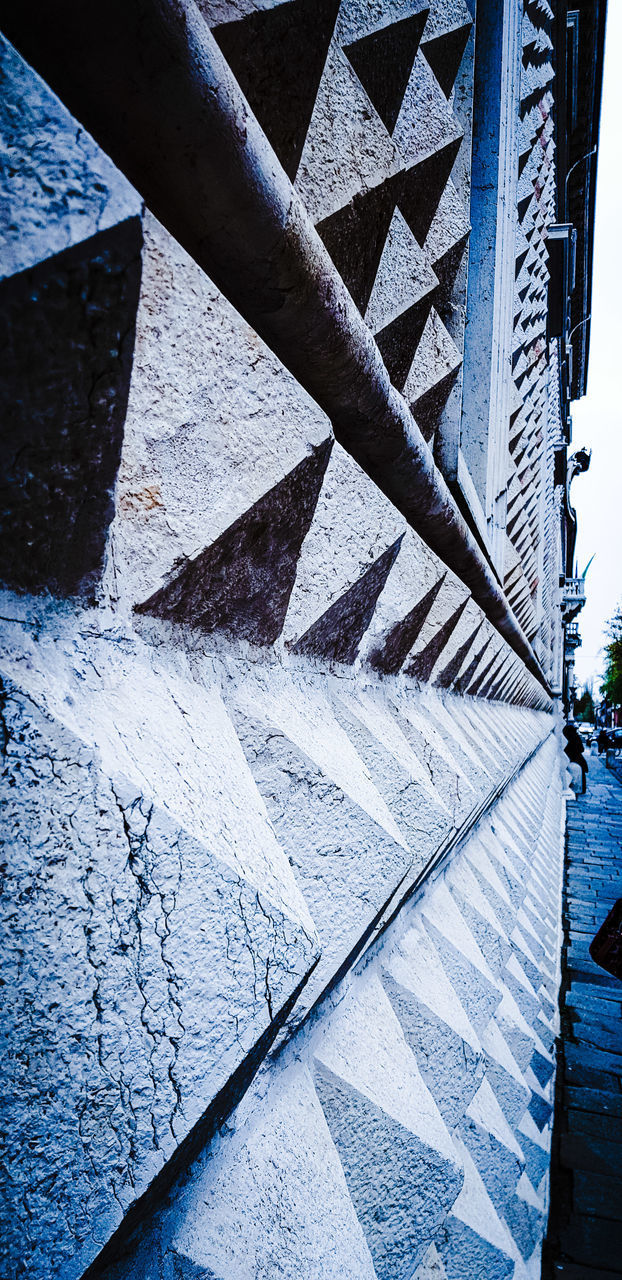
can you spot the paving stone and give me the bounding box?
[566,993,622,1017]
[547,756,622,1276]
[560,1131,622,1177]
[559,1215,622,1273]
[564,1086,622,1119]
[573,1171,622,1222]
[567,1107,622,1144]
[564,1041,622,1078]
[570,1022,622,1056]
[552,1263,622,1279]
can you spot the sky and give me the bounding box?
[570,1,622,691]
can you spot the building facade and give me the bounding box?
[0,1,605,1277]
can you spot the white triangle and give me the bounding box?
[296,43,401,222]
[423,882,498,986]
[516,1169,545,1213]
[386,923,481,1053]
[338,687,449,813]
[447,862,509,940]
[511,927,542,973]
[464,840,513,907]
[506,953,539,1000]
[399,700,472,783]
[451,1137,519,1260]
[523,1064,551,1103]
[481,1019,528,1090]
[467,1078,524,1159]
[314,973,457,1164]
[428,698,499,775]
[412,1242,448,1279]
[393,50,462,167]
[365,208,438,333]
[403,307,462,406]
[425,176,470,261]
[497,990,551,1061]
[422,0,472,39]
[480,829,523,883]
[492,815,529,867]
[517,1110,550,1152]
[235,673,407,848]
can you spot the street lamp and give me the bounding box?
[564,145,597,205]
[568,314,591,343]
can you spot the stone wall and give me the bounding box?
[0,2,566,1278]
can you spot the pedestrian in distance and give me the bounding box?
[563,723,589,794]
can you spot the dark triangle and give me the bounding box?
[343,10,429,135]
[135,439,332,644]
[484,664,511,702]
[517,193,533,223]
[213,0,340,180]
[435,621,483,690]
[368,574,446,675]
[406,597,469,682]
[291,536,403,664]
[454,637,491,695]
[497,660,524,701]
[518,147,532,177]
[316,174,401,314]
[421,23,471,98]
[410,365,461,445]
[375,292,436,391]
[468,650,504,698]
[515,248,529,279]
[432,234,469,308]
[0,218,142,600]
[398,138,462,246]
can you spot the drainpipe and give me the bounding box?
[1,0,550,694]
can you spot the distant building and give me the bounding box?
[0,1,606,1277]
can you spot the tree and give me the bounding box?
[574,687,594,722]
[600,605,622,707]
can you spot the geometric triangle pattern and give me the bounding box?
[135,732,564,1280]
[421,24,472,98]
[290,536,403,664]
[367,574,447,676]
[317,173,404,316]
[135,440,332,644]
[406,598,469,682]
[272,0,473,438]
[212,0,341,180]
[0,4,570,1276]
[399,138,463,247]
[498,1,557,660]
[343,11,429,134]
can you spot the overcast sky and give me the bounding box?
[570,2,622,692]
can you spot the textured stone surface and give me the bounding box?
[104,212,331,614]
[0,35,140,279]
[0,611,319,1280]
[0,3,567,1276]
[93,733,563,1280]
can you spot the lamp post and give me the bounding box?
[564,145,597,210]
[568,315,591,344]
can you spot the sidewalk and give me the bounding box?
[544,750,622,1278]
